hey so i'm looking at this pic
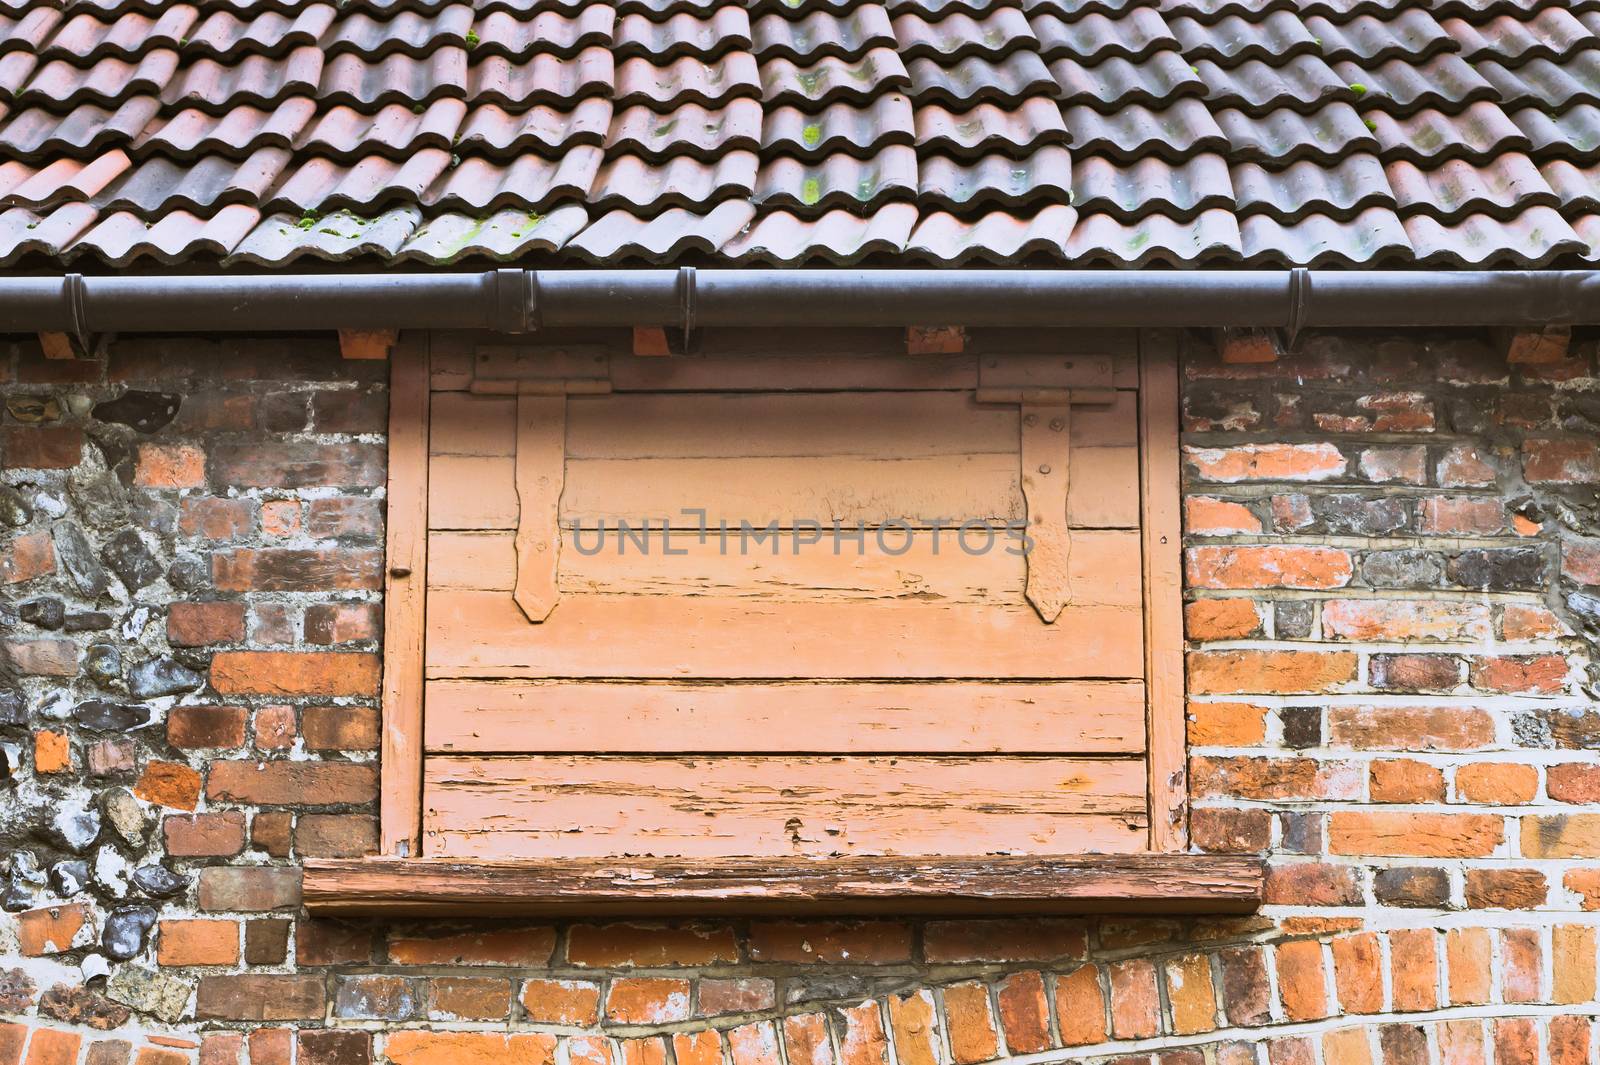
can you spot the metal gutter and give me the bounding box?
[6,269,1600,335]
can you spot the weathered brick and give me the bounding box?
[157,919,240,966]
[5,427,83,469]
[1185,598,1262,640]
[995,971,1049,1053]
[164,812,246,857]
[1322,600,1490,642]
[384,1032,555,1065]
[1,531,55,584]
[1523,438,1600,483]
[697,979,773,1015]
[1274,941,1328,1021]
[1330,812,1502,857]
[1217,947,1270,1027]
[566,924,739,967]
[887,991,941,1065]
[298,1031,371,1065]
[304,602,381,644]
[134,443,206,488]
[1186,702,1268,746]
[388,926,554,966]
[1470,654,1568,695]
[1107,959,1159,1040]
[1184,497,1261,535]
[18,903,95,956]
[673,1031,724,1065]
[1328,706,1494,751]
[1370,653,1462,692]
[210,651,379,696]
[1373,867,1449,908]
[1188,650,1357,695]
[197,867,302,912]
[206,761,376,806]
[167,602,246,647]
[196,975,325,1020]
[244,919,291,966]
[6,639,77,676]
[1184,443,1345,482]
[1553,925,1596,1005]
[210,442,385,488]
[1500,928,1542,1004]
[1191,808,1270,853]
[166,705,246,749]
[922,918,1084,964]
[1194,756,1359,801]
[305,497,383,538]
[942,983,998,1064]
[605,978,691,1024]
[1369,759,1445,803]
[1456,762,1538,805]
[1388,929,1438,1012]
[1446,928,1492,1006]
[1164,954,1217,1035]
[1331,934,1382,1015]
[294,814,378,858]
[301,706,380,750]
[1186,545,1352,590]
[428,977,511,1022]
[335,974,419,1021]
[748,921,911,964]
[1418,497,1505,535]
[212,549,383,592]
[179,497,255,540]
[519,979,600,1025]
[132,761,202,810]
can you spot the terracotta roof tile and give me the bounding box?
[908,52,1053,107]
[615,9,745,60]
[611,99,762,159]
[5,0,1600,266]
[428,147,605,211]
[766,97,914,158]
[1070,153,1232,221]
[1367,103,1530,165]
[1238,206,1411,265]
[1231,154,1394,222]
[1215,104,1378,164]
[895,9,1037,61]
[757,9,894,61]
[398,203,589,262]
[909,203,1076,263]
[915,97,1066,157]
[595,149,757,213]
[722,202,916,263]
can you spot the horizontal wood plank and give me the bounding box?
[425,590,1144,679]
[431,392,516,456]
[422,755,1148,859]
[424,679,1147,754]
[427,529,1141,605]
[304,852,1265,916]
[429,454,518,530]
[610,352,978,392]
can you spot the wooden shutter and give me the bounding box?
[412,331,1176,861]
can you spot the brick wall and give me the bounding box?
[1,330,1598,1065]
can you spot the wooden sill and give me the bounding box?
[302,854,1265,916]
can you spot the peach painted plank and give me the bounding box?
[1021,402,1071,622]
[429,455,517,529]
[381,332,429,858]
[1140,330,1187,852]
[610,352,978,392]
[512,394,565,623]
[424,679,1148,754]
[562,454,1023,529]
[427,529,1141,606]
[1069,392,1140,529]
[422,755,1149,859]
[430,392,516,456]
[424,590,1144,679]
[566,392,1017,458]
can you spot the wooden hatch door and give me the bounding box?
[418,336,1156,861]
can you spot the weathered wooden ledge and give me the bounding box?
[303,854,1265,916]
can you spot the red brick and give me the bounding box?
[1187,702,1268,746]
[1494,1019,1539,1065]
[210,442,385,488]
[1185,497,1261,535]
[158,919,240,966]
[0,1022,25,1065]
[1321,1030,1373,1065]
[1188,650,1357,695]
[942,983,998,1064]
[1549,1017,1591,1065]
[839,1002,887,1065]
[210,651,379,696]
[1,531,55,584]
[166,705,246,749]
[1436,1020,1484,1065]
[245,919,291,965]
[1368,759,1445,803]
[1194,756,1359,801]
[1438,444,1497,487]
[1191,808,1270,853]
[518,979,601,1024]
[4,427,83,469]
[886,992,939,1065]
[995,971,1049,1053]
[1328,706,1494,751]
[179,497,255,540]
[782,1015,833,1065]
[254,706,296,751]
[1446,929,1492,1006]
[1185,598,1262,640]
[18,903,93,955]
[167,602,246,646]
[197,867,302,912]
[1054,965,1107,1045]
[428,977,511,1022]
[748,921,911,964]
[1218,947,1270,1026]
[697,979,773,1015]
[1500,928,1542,1004]
[566,923,739,967]
[1331,812,1502,857]
[388,927,555,966]
[300,706,379,750]
[196,975,325,1020]
[248,1029,291,1065]
[1274,941,1328,1021]
[1503,603,1564,640]
[252,811,293,857]
[1370,653,1462,692]
[604,978,691,1024]
[199,1033,242,1065]
[1264,863,1361,906]
[1388,929,1438,1012]
[672,1032,723,1065]
[298,1031,371,1065]
[294,814,378,858]
[922,918,1085,963]
[1322,600,1490,642]
[1523,438,1600,483]
[24,1030,82,1065]
[383,1032,555,1065]
[164,812,246,857]
[297,919,375,966]
[304,602,381,644]
[212,549,382,592]
[306,498,382,538]
[1464,868,1546,909]
[1456,762,1538,805]
[33,731,70,774]
[1332,934,1382,1015]
[6,640,77,676]
[1186,545,1352,590]
[132,761,201,810]
[206,760,376,806]
[1184,443,1345,482]
[135,443,206,488]
[260,500,301,537]
[1164,954,1217,1036]
[1470,654,1568,695]
[1563,537,1600,586]
[1418,497,1505,535]
[1553,925,1596,1005]
[1107,959,1159,1040]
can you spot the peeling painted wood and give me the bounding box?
[424,679,1148,755]
[1020,402,1071,623]
[304,853,1266,916]
[426,591,1144,679]
[512,394,565,623]
[381,332,429,858]
[422,755,1148,859]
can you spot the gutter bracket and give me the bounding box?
[492,268,531,334]
[677,266,697,354]
[1285,268,1311,349]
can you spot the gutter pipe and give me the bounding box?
[5,269,1600,335]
